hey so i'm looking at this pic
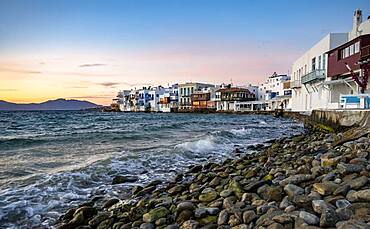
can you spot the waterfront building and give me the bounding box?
[326,33,370,109]
[258,73,292,110]
[291,9,370,111]
[148,86,165,112]
[138,87,151,111]
[178,82,215,110]
[159,84,179,112]
[215,87,255,111]
[191,87,217,111]
[115,90,131,112]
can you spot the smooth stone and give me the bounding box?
[284,184,305,197]
[180,220,199,229]
[242,210,256,224]
[140,223,155,229]
[313,181,338,196]
[112,175,138,184]
[337,163,363,175]
[336,199,352,209]
[176,202,195,213]
[217,209,229,225]
[320,207,340,227]
[333,184,351,196]
[299,211,319,225]
[199,188,218,202]
[143,207,170,223]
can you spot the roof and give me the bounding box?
[216,87,251,93]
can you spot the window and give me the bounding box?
[345,47,350,58]
[318,56,322,69]
[304,65,307,74]
[349,44,354,56]
[323,54,326,69]
[355,41,360,53]
[312,57,316,71]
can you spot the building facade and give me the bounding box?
[178,83,215,110]
[291,9,370,111]
[215,87,255,111]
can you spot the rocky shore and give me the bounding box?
[56,126,370,229]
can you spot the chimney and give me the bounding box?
[353,9,362,30]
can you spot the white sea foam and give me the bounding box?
[175,137,217,153]
[228,128,251,136]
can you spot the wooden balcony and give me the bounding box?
[361,45,370,60]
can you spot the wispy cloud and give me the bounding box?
[0,88,18,91]
[67,95,113,99]
[98,82,120,87]
[0,67,42,74]
[79,63,106,68]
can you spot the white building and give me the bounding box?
[178,82,215,110]
[291,9,370,112]
[115,90,131,112]
[258,73,292,110]
[148,86,165,112]
[159,84,179,112]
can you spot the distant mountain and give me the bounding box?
[0,99,101,111]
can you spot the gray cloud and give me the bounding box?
[99,82,120,87]
[79,63,106,68]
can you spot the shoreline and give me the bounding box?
[55,122,370,229]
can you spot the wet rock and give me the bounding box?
[272,214,294,224]
[313,181,338,195]
[198,215,218,225]
[143,207,170,223]
[102,198,119,209]
[279,174,313,186]
[347,189,370,202]
[168,185,185,195]
[312,199,331,214]
[347,176,368,190]
[229,180,243,199]
[333,184,351,196]
[267,223,285,229]
[242,210,256,224]
[88,213,111,227]
[337,219,370,229]
[140,223,155,229]
[135,186,156,197]
[284,184,304,197]
[199,188,218,202]
[320,207,340,227]
[244,180,265,192]
[220,189,233,198]
[337,163,364,175]
[176,202,195,213]
[217,210,229,225]
[112,175,138,184]
[176,209,193,224]
[97,218,114,229]
[336,199,352,209]
[299,211,319,225]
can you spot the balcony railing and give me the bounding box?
[291,80,302,88]
[361,45,370,60]
[301,69,326,84]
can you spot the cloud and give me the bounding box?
[99,82,120,87]
[0,88,18,91]
[0,67,42,74]
[79,63,106,68]
[67,95,113,99]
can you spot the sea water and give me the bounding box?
[0,111,304,228]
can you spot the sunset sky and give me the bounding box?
[0,0,369,105]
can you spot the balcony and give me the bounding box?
[361,45,370,60]
[291,80,302,88]
[301,69,326,84]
